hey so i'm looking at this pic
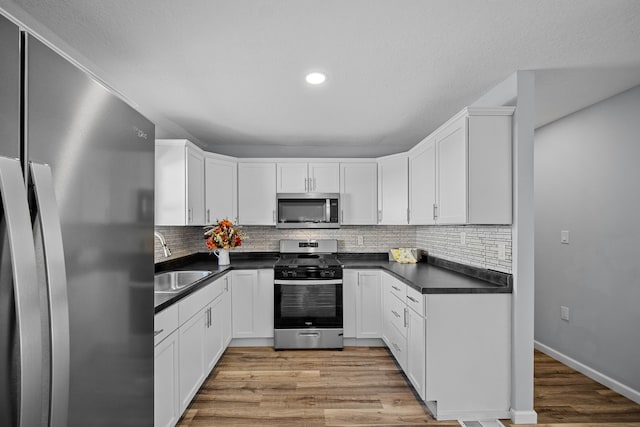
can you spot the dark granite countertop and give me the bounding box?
[154,252,512,314]
[154,252,279,313]
[338,253,512,295]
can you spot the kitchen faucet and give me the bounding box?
[154,231,172,257]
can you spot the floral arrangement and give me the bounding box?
[203,219,244,251]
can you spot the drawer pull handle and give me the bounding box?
[391,285,401,292]
[154,329,164,337]
[299,332,320,337]
[391,310,401,318]
[407,296,418,303]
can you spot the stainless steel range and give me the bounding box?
[274,239,343,349]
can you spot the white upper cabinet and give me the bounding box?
[276,162,307,193]
[340,162,377,225]
[409,136,437,225]
[205,154,237,224]
[155,139,205,226]
[377,155,409,224]
[276,162,339,193]
[436,116,468,224]
[436,108,513,224]
[409,107,514,225]
[237,162,276,225]
[308,162,340,193]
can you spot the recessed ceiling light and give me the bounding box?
[305,72,326,85]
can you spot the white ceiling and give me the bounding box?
[3,0,640,157]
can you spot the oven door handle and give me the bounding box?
[274,279,343,285]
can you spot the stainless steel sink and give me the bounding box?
[154,270,212,293]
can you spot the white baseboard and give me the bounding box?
[509,409,537,424]
[535,340,640,405]
[229,338,274,347]
[343,338,385,347]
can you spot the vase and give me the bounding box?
[213,248,231,266]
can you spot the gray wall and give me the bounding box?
[535,85,640,392]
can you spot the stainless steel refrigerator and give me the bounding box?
[0,13,154,427]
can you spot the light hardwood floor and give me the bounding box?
[178,347,640,426]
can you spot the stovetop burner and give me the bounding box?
[274,239,343,279]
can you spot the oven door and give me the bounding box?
[274,279,343,329]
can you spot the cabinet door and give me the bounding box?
[231,270,258,338]
[406,308,425,400]
[221,275,232,347]
[205,156,237,224]
[231,270,273,339]
[255,269,274,338]
[436,117,467,224]
[309,162,340,193]
[409,138,437,225]
[356,271,382,338]
[154,331,180,427]
[238,162,276,225]
[277,162,308,193]
[340,163,377,225]
[187,146,205,225]
[342,270,358,338]
[178,309,207,412]
[205,298,226,372]
[378,156,409,224]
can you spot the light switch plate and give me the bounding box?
[460,231,466,245]
[561,230,570,244]
[357,235,364,246]
[561,305,570,321]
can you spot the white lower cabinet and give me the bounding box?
[343,270,382,339]
[424,293,511,420]
[155,273,233,426]
[406,304,425,399]
[178,307,208,412]
[154,330,180,427]
[231,269,274,338]
[381,273,425,399]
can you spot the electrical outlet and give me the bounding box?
[561,305,570,321]
[498,243,506,260]
[460,231,466,245]
[357,235,364,246]
[561,230,570,244]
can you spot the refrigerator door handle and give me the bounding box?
[29,162,70,427]
[0,156,43,427]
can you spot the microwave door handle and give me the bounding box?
[29,162,70,427]
[325,199,330,222]
[0,156,43,427]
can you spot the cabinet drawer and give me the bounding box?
[383,273,406,300]
[406,286,425,317]
[179,283,214,325]
[155,303,179,346]
[387,321,407,371]
[387,293,407,338]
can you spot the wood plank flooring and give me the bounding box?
[178,346,456,426]
[501,350,640,427]
[178,347,640,426]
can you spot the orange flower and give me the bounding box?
[203,218,244,252]
[205,237,215,250]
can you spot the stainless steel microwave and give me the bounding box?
[276,193,340,229]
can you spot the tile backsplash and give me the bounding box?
[154,224,512,273]
[415,225,512,273]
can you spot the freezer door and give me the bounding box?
[26,35,154,426]
[0,13,20,159]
